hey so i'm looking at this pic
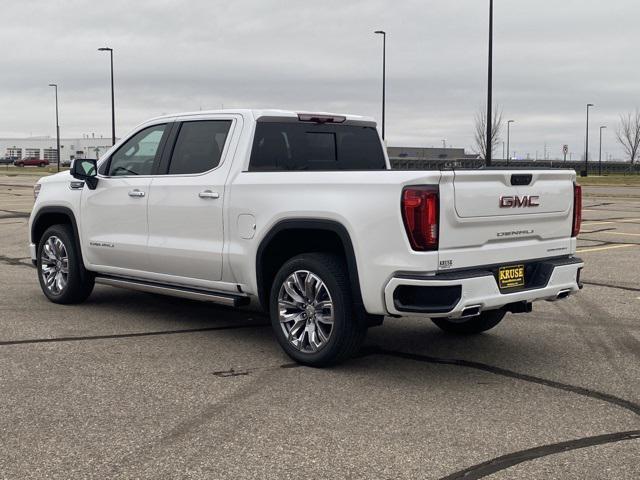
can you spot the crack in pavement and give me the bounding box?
[1,191,30,197]
[580,227,617,234]
[0,323,271,346]
[0,209,30,218]
[359,348,640,479]
[124,344,640,477]
[582,280,640,293]
[581,206,640,212]
[0,255,32,268]
[583,215,640,223]
[439,430,640,480]
[2,301,638,476]
[578,238,640,246]
[366,347,640,416]
[0,183,33,188]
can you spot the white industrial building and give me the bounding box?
[0,136,116,163]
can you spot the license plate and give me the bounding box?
[498,265,525,289]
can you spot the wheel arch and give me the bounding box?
[256,219,364,314]
[31,207,83,262]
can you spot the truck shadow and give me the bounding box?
[86,285,269,327]
[84,286,554,364]
[84,285,560,379]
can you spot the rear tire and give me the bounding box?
[37,224,95,304]
[269,253,366,367]
[431,310,506,335]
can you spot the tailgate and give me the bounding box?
[454,171,572,217]
[438,170,576,271]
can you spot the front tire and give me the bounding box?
[37,224,95,304]
[431,310,506,335]
[269,253,366,367]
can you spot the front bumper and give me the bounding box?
[384,256,583,318]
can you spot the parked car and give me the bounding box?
[15,158,49,167]
[0,156,18,165]
[60,159,72,167]
[28,109,584,366]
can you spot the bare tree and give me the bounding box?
[474,106,503,160]
[616,110,640,164]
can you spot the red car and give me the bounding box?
[14,158,49,167]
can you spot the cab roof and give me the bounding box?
[149,109,377,126]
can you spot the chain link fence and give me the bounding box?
[390,157,640,175]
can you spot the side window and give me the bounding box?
[107,124,166,176]
[167,120,232,175]
[249,126,292,170]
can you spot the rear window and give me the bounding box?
[249,122,386,171]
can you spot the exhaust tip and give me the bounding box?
[461,306,482,318]
[556,290,571,300]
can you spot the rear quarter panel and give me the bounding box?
[226,170,442,314]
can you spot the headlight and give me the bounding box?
[34,183,41,200]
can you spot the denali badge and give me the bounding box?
[497,230,534,238]
[499,195,540,208]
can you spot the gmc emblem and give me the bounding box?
[499,195,540,208]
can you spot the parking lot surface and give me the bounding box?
[1,175,639,479]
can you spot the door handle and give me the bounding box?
[128,189,145,198]
[199,190,220,199]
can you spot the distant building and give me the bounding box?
[0,136,116,163]
[387,146,480,169]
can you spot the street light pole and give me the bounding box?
[374,31,386,141]
[506,120,515,165]
[599,125,607,176]
[98,47,115,145]
[48,84,60,172]
[485,0,494,166]
[584,103,594,176]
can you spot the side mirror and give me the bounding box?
[71,159,99,190]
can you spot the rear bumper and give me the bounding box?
[384,256,583,318]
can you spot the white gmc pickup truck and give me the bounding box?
[29,109,584,366]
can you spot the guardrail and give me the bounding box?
[389,157,640,175]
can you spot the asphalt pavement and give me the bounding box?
[0,175,638,479]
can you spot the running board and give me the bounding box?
[95,275,250,307]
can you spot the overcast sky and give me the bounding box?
[1,0,638,160]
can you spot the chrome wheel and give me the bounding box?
[277,270,334,353]
[40,235,69,295]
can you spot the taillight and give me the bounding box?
[572,183,582,237]
[401,186,439,251]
